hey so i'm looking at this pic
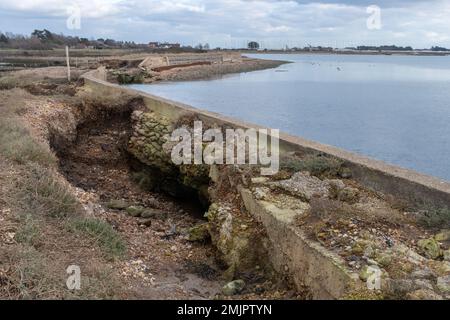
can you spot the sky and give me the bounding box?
[0,0,449,49]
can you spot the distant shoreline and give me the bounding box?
[240,50,450,57]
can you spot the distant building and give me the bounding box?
[148,42,159,48]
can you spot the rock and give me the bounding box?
[444,249,450,262]
[359,265,380,282]
[253,187,267,200]
[363,245,376,259]
[251,177,269,184]
[390,279,416,295]
[328,179,345,192]
[434,261,450,275]
[141,208,167,220]
[339,168,352,179]
[222,280,245,296]
[107,199,128,210]
[351,243,364,255]
[411,269,435,280]
[138,219,152,227]
[338,187,360,203]
[375,253,393,268]
[187,223,210,242]
[406,289,443,300]
[209,165,220,183]
[414,279,434,291]
[126,205,145,217]
[437,275,450,293]
[417,238,442,260]
[269,172,330,201]
[435,230,450,242]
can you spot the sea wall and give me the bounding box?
[138,52,242,70]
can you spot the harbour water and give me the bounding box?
[129,54,450,181]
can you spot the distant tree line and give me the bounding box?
[355,45,414,51]
[431,46,450,52]
[0,29,169,50]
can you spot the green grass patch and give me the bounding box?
[68,217,125,258]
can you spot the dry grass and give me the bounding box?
[0,245,61,299]
[0,88,34,115]
[0,119,57,167]
[14,214,42,247]
[14,164,79,218]
[0,238,124,299]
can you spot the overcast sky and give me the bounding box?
[0,0,449,49]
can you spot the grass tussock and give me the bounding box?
[0,119,57,167]
[16,164,79,218]
[67,217,126,258]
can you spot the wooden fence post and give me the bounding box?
[65,46,71,82]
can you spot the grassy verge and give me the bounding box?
[0,86,126,299]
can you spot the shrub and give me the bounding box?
[418,206,450,229]
[281,153,344,177]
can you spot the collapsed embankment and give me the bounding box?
[77,67,450,300]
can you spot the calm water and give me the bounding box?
[129,54,450,181]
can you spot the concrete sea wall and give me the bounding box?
[138,52,242,70]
